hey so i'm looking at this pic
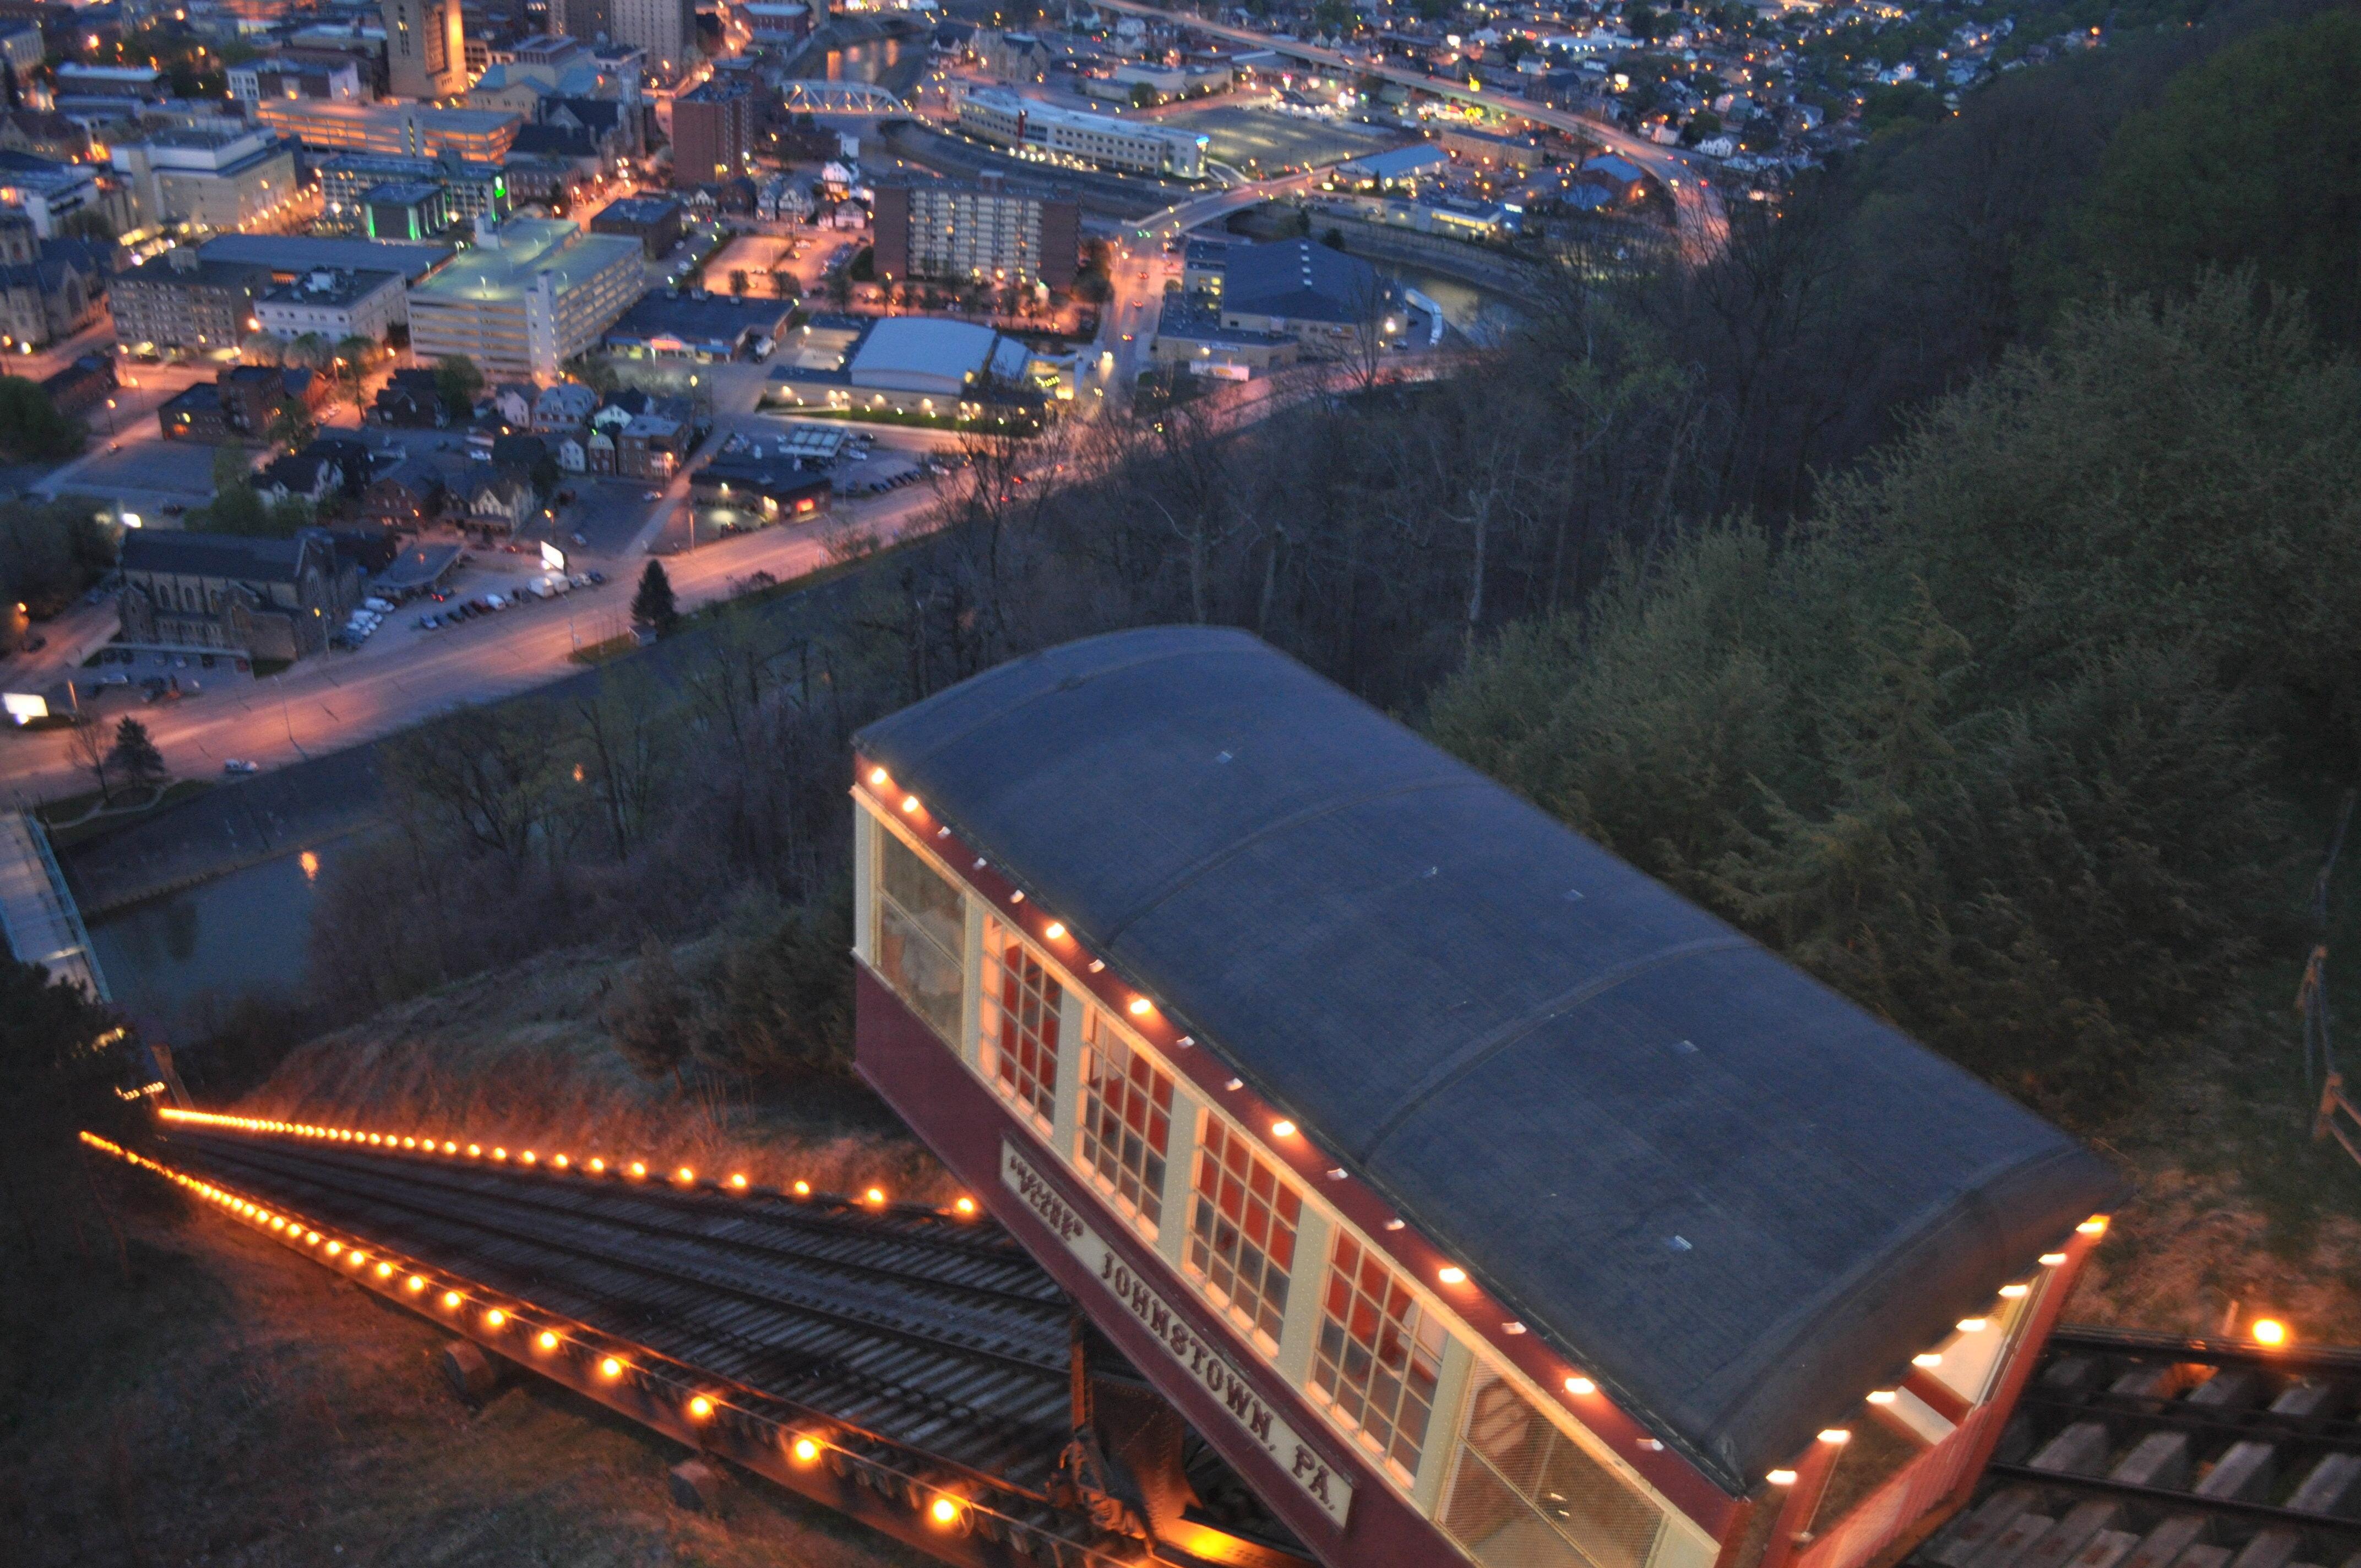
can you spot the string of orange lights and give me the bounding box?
[154,1106,983,1221]
[83,1128,1099,1559]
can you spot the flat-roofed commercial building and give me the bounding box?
[109,125,299,235]
[958,86,1206,179]
[761,313,1047,423]
[362,179,453,241]
[256,266,409,343]
[669,78,758,189]
[406,216,644,382]
[198,234,454,287]
[253,101,521,162]
[588,193,682,257]
[873,171,1079,288]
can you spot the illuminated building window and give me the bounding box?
[1440,1373,1665,1568]
[980,919,1060,1131]
[1310,1234,1447,1483]
[1076,1009,1172,1234]
[1187,1118,1299,1353]
[874,828,962,1043]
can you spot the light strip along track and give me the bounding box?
[90,1127,1145,1568]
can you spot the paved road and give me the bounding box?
[1086,0,1727,255]
[1083,171,1323,404]
[0,481,952,805]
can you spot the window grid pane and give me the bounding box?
[1441,1373,1665,1568]
[1186,1117,1300,1353]
[874,830,962,1043]
[979,919,1060,1130]
[1078,1009,1174,1235]
[1310,1234,1446,1483]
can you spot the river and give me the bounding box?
[820,36,904,84]
[88,839,341,1035]
[1382,264,1526,347]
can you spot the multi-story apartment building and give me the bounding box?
[612,0,694,83]
[958,88,1207,178]
[405,216,644,382]
[108,125,300,235]
[253,100,520,160]
[668,77,757,188]
[109,248,274,355]
[872,172,1080,288]
[550,0,614,47]
[380,0,467,100]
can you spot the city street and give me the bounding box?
[0,476,954,806]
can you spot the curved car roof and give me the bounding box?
[856,627,2124,1495]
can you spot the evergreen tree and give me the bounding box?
[107,716,166,791]
[632,558,677,632]
[606,935,693,1085]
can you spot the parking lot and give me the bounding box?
[328,541,621,659]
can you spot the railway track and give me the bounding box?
[1913,1327,2361,1568]
[100,1113,1307,1568]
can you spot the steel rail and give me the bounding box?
[172,1133,1076,1391]
[1979,1466,2361,1536]
[2045,1326,2361,1380]
[170,1127,1067,1314]
[85,1131,1146,1568]
[154,1137,1076,1474]
[2012,1389,2361,1457]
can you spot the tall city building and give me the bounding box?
[872,172,1080,289]
[668,78,755,189]
[549,0,614,46]
[612,0,694,84]
[380,0,466,100]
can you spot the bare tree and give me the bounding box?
[66,716,109,804]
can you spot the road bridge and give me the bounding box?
[782,80,910,116]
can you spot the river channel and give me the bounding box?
[88,839,342,1035]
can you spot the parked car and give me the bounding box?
[222,759,258,775]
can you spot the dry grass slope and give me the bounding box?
[235,944,959,1210]
[2,1196,931,1568]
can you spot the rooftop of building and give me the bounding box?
[199,235,453,283]
[853,626,2128,1496]
[118,254,272,290]
[255,101,523,135]
[1209,237,1385,325]
[407,218,642,306]
[606,291,793,347]
[593,195,684,225]
[121,527,330,584]
[960,85,1205,144]
[851,315,1031,389]
[1337,141,1450,179]
[1155,294,1293,347]
[260,266,404,307]
[362,179,445,205]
